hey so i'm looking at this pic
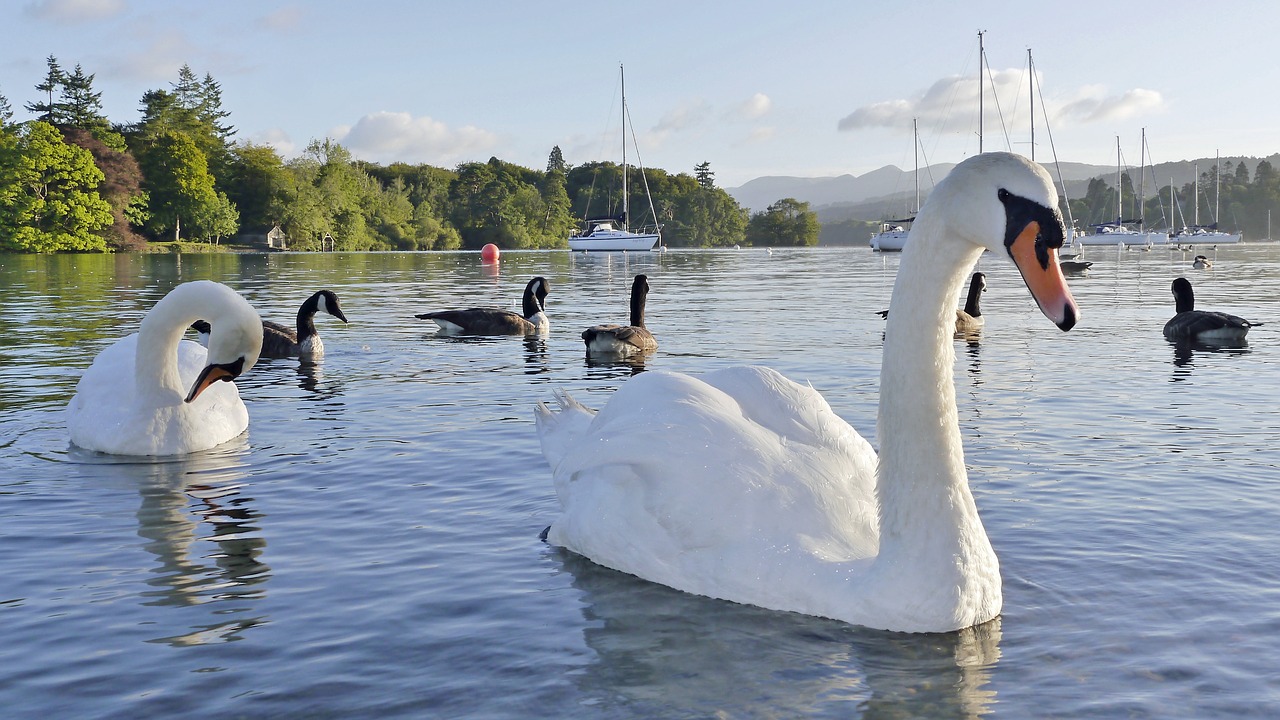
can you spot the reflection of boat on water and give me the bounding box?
[569,64,661,253]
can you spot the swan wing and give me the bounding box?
[541,366,880,605]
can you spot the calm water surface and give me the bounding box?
[2,245,1279,718]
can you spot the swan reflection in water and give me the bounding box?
[552,549,1000,718]
[74,445,271,646]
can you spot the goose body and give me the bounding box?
[1060,259,1093,274]
[1163,277,1254,342]
[68,281,263,456]
[1192,255,1213,270]
[536,153,1079,633]
[416,277,549,335]
[582,275,658,356]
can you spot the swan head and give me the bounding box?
[184,288,263,403]
[932,153,1079,330]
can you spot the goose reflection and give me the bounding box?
[122,449,269,645]
[551,548,1000,718]
[584,352,648,378]
[296,357,348,401]
[1169,338,1251,381]
[524,336,551,376]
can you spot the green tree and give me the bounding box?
[61,127,149,250]
[225,141,289,230]
[25,55,66,125]
[0,121,112,252]
[547,145,566,174]
[0,86,13,127]
[135,129,223,240]
[745,198,819,247]
[695,161,715,189]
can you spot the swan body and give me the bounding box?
[68,281,263,456]
[1163,277,1254,342]
[536,152,1078,633]
[416,277,549,335]
[582,274,658,356]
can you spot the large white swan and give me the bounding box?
[68,280,263,456]
[535,153,1079,633]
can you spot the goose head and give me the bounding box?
[309,289,349,323]
[924,152,1078,330]
[523,277,550,318]
[1171,277,1195,313]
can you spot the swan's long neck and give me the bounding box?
[135,288,204,405]
[876,217,992,575]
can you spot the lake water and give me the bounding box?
[2,244,1279,718]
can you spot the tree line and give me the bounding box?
[0,57,819,253]
[1069,158,1280,239]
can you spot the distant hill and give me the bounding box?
[727,155,1280,222]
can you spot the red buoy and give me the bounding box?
[480,243,500,262]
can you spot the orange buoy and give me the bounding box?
[480,243,500,262]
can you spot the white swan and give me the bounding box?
[68,281,264,456]
[535,153,1079,633]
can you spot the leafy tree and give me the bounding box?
[60,127,148,250]
[25,55,66,124]
[135,129,225,240]
[547,145,566,174]
[745,198,819,247]
[225,141,289,230]
[0,121,112,252]
[695,161,715,189]
[0,86,13,127]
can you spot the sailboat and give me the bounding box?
[568,65,662,252]
[1080,136,1148,246]
[869,118,919,252]
[1173,152,1241,244]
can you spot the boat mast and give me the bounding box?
[1115,136,1122,227]
[1194,163,1199,227]
[913,117,920,213]
[1138,128,1146,230]
[1028,48,1034,161]
[978,30,985,153]
[1215,150,1222,228]
[620,63,628,230]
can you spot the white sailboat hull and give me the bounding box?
[568,230,660,252]
[869,229,909,252]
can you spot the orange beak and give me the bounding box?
[1009,220,1079,331]
[185,364,236,403]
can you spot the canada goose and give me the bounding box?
[582,275,658,356]
[876,271,987,334]
[1192,255,1213,270]
[415,277,549,335]
[1163,277,1255,342]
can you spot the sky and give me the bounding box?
[2,0,1277,189]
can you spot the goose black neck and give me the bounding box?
[629,275,649,327]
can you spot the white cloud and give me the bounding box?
[839,69,1164,132]
[333,111,499,165]
[1055,87,1164,125]
[103,33,190,83]
[743,126,775,144]
[22,0,123,23]
[737,93,772,120]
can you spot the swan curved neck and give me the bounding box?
[877,222,987,557]
[136,290,205,403]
